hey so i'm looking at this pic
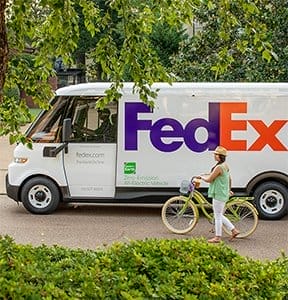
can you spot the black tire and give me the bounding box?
[254,182,288,220]
[21,177,60,214]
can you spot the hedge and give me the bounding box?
[0,235,287,299]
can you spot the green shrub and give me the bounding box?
[0,235,287,299]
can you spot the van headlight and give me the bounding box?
[14,157,28,164]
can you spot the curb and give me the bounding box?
[0,169,7,195]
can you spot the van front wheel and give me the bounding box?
[254,182,288,220]
[21,177,60,214]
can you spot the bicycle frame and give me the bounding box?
[186,190,213,222]
[183,181,257,223]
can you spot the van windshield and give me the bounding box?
[27,96,69,143]
[27,96,118,143]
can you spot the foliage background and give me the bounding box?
[170,0,288,81]
[0,235,287,299]
[0,0,285,142]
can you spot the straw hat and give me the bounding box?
[213,146,227,156]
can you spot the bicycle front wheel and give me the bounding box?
[223,200,258,238]
[161,196,198,234]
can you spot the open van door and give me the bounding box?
[62,98,118,198]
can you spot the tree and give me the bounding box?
[0,0,8,94]
[150,23,188,69]
[170,0,287,82]
[0,0,275,143]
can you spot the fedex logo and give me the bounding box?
[125,102,287,152]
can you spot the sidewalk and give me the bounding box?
[0,135,17,194]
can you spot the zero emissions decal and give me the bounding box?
[125,102,287,152]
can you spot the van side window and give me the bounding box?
[29,96,69,143]
[69,97,118,143]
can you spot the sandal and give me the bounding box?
[230,229,240,241]
[208,237,221,243]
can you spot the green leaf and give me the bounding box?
[262,49,271,62]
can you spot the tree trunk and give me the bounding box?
[0,0,8,103]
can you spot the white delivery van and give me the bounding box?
[6,82,288,219]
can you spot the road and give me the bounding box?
[0,195,287,261]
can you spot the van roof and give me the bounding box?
[55,82,288,96]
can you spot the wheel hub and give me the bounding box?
[28,184,52,209]
[35,191,46,202]
[259,189,284,214]
[265,196,277,208]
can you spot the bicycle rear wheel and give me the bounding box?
[161,196,198,234]
[223,200,258,238]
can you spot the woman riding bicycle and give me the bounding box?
[198,146,240,243]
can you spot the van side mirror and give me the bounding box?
[43,118,72,158]
[62,118,72,142]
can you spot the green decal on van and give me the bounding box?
[124,162,136,174]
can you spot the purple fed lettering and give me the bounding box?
[150,118,184,152]
[184,103,220,152]
[125,103,152,150]
[124,102,220,152]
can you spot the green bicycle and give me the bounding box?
[161,177,258,238]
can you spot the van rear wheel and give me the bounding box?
[254,182,288,220]
[21,177,60,214]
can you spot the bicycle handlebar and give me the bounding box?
[179,177,201,194]
[191,176,201,189]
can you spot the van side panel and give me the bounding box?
[116,85,288,189]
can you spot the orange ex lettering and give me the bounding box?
[248,120,287,151]
[219,102,287,151]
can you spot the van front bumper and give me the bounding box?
[5,174,20,202]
